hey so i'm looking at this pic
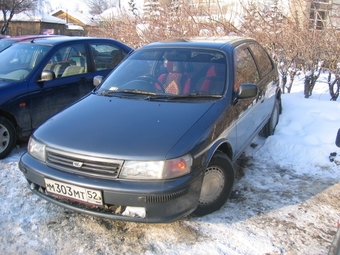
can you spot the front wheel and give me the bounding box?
[192,151,235,217]
[0,117,17,159]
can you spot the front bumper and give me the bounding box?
[19,152,204,223]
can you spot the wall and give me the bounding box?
[0,21,66,36]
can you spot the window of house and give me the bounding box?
[309,1,330,30]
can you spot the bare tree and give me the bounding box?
[239,0,340,98]
[1,0,37,34]
[84,0,116,15]
[89,0,339,100]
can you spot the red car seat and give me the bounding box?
[200,61,226,94]
[157,60,191,95]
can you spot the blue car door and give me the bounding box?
[28,43,94,129]
[248,42,278,126]
[232,44,261,158]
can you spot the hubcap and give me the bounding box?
[0,124,10,153]
[199,166,225,205]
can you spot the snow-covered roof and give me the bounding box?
[99,7,131,19]
[50,9,98,26]
[97,0,145,20]
[2,11,66,24]
[66,23,84,31]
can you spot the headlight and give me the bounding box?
[120,154,192,180]
[27,137,46,162]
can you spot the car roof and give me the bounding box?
[18,36,126,46]
[142,36,256,50]
[0,34,63,42]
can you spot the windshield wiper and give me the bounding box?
[147,94,222,100]
[101,89,158,96]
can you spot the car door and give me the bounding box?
[232,44,261,158]
[28,43,94,129]
[28,40,131,130]
[248,42,278,124]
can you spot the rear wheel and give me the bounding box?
[192,151,235,217]
[259,99,280,138]
[0,117,16,159]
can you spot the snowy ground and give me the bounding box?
[1,73,340,255]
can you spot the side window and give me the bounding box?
[90,43,126,71]
[249,43,273,78]
[43,44,87,78]
[234,47,259,92]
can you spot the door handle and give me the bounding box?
[78,77,88,83]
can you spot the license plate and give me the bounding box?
[44,178,103,206]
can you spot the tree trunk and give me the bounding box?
[1,22,9,35]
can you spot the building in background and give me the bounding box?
[50,9,98,36]
[0,12,66,36]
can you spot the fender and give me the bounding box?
[194,137,234,169]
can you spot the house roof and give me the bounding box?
[2,11,66,24]
[98,0,144,20]
[50,9,98,26]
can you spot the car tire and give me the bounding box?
[0,117,16,159]
[259,99,280,138]
[192,151,235,217]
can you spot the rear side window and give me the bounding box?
[249,43,273,78]
[234,47,259,92]
[90,43,127,71]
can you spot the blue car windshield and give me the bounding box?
[97,48,227,97]
[0,43,51,81]
[0,39,17,52]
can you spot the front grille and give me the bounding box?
[46,147,123,179]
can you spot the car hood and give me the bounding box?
[34,94,215,160]
[0,80,12,86]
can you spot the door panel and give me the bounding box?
[233,46,260,157]
[29,43,94,129]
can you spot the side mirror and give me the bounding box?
[93,75,103,87]
[40,70,55,82]
[237,83,258,99]
[336,129,340,147]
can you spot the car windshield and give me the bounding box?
[0,43,51,81]
[97,48,227,98]
[0,39,18,52]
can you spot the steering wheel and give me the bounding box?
[137,75,164,93]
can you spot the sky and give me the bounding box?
[47,0,90,13]
[47,0,145,14]
[0,71,339,254]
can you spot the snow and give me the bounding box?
[0,12,66,24]
[0,72,339,254]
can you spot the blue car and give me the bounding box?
[0,36,133,158]
[19,37,282,222]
